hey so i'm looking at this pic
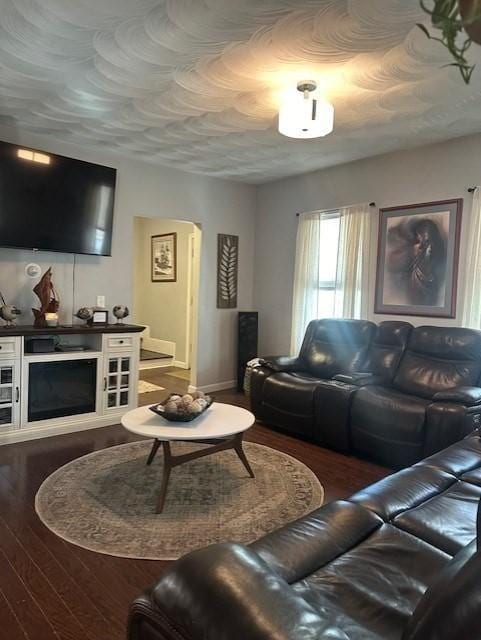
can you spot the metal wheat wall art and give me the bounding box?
[217,234,239,309]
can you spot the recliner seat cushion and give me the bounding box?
[351,386,430,467]
[260,371,323,436]
[293,524,450,640]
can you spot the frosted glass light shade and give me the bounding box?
[278,92,334,139]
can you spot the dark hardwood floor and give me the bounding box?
[0,385,388,640]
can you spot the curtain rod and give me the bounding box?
[296,202,376,217]
[468,186,479,193]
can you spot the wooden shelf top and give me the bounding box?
[0,323,145,337]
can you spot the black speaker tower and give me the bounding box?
[237,311,258,391]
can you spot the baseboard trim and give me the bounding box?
[188,379,236,394]
[0,412,128,446]
[139,359,173,371]
[173,360,188,369]
[142,336,175,357]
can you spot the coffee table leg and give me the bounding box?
[234,433,255,478]
[146,439,161,466]
[154,435,254,513]
[156,441,172,514]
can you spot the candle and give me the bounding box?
[45,312,59,327]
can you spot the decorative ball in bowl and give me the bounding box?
[150,391,213,422]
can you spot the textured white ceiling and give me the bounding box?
[1,0,481,183]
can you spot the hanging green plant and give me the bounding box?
[417,0,481,84]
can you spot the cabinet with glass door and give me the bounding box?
[0,360,20,431]
[104,354,134,411]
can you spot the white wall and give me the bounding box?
[0,125,256,388]
[133,217,194,364]
[254,134,481,355]
[3,124,480,381]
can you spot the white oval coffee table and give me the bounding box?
[121,402,255,513]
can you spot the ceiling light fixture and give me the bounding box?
[278,80,334,139]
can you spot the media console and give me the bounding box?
[0,324,144,445]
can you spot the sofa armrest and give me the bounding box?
[128,543,325,640]
[262,355,306,373]
[433,387,481,406]
[424,402,481,457]
[333,373,387,387]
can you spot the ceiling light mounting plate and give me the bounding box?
[297,80,317,94]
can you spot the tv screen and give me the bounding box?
[0,141,116,256]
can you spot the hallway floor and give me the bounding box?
[138,366,190,406]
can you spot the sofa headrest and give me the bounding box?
[308,318,376,347]
[408,326,481,361]
[300,319,376,379]
[362,321,413,379]
[374,321,413,347]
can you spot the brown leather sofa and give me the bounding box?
[128,430,481,640]
[250,319,481,468]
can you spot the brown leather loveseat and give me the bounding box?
[250,318,481,468]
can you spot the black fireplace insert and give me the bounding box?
[28,358,97,422]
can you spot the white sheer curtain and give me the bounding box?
[290,212,322,355]
[290,203,372,355]
[462,187,481,327]
[333,202,372,319]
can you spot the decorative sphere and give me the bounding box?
[76,307,94,321]
[182,394,193,404]
[113,305,129,320]
[187,400,202,414]
[164,400,178,413]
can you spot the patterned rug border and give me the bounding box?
[35,440,324,560]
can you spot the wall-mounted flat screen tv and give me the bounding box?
[0,140,116,256]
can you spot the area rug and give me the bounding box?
[35,440,324,560]
[138,380,165,394]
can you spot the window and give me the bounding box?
[317,214,340,318]
[291,203,371,355]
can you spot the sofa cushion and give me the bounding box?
[393,326,481,400]
[251,501,383,584]
[293,524,450,640]
[351,386,430,466]
[300,319,376,379]
[393,481,481,555]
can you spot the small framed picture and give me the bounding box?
[152,233,177,282]
[374,199,462,318]
[88,309,109,325]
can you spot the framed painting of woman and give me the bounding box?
[374,199,462,318]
